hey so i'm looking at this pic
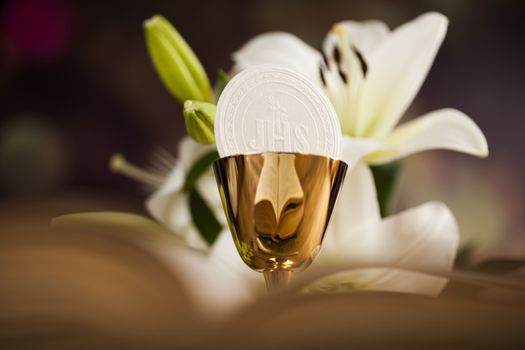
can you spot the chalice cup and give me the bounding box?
[213,152,347,292]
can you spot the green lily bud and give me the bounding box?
[183,100,215,144]
[144,15,212,103]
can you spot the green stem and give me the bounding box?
[370,161,402,217]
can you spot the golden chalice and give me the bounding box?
[213,152,347,291]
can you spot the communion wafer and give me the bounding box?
[214,65,341,158]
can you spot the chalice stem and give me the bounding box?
[264,269,293,292]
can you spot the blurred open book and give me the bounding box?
[1,194,525,349]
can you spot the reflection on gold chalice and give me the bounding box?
[213,153,347,291]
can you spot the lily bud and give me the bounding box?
[144,15,212,103]
[183,100,215,144]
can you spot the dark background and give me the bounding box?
[0,0,524,258]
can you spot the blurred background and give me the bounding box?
[0,0,524,260]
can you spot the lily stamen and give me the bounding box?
[110,153,165,188]
[319,65,327,86]
[332,23,353,85]
[351,45,368,76]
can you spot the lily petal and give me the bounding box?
[367,108,489,165]
[208,229,265,293]
[321,136,386,253]
[311,201,459,296]
[322,25,365,135]
[333,20,390,58]
[305,268,448,296]
[51,212,258,317]
[154,230,262,317]
[359,12,448,138]
[321,20,390,135]
[146,137,220,250]
[232,32,322,84]
[331,136,386,239]
[320,162,381,261]
[340,135,385,170]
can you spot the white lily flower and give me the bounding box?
[306,162,459,295]
[232,12,488,163]
[152,227,265,316]
[145,137,222,251]
[111,137,460,308]
[105,12,490,314]
[110,138,223,251]
[230,11,488,293]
